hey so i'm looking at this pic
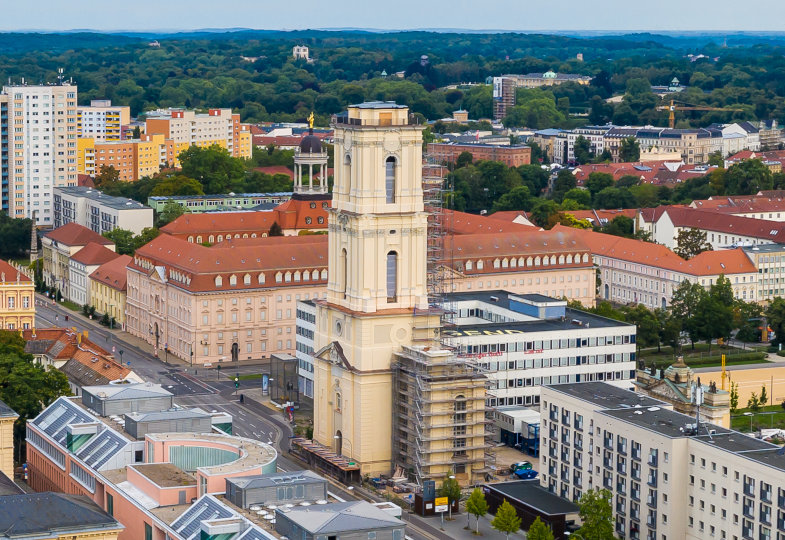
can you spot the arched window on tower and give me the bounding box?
[340,248,348,299]
[385,157,397,203]
[387,251,398,302]
[343,154,352,195]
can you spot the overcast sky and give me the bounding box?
[3,0,784,32]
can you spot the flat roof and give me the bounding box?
[743,244,785,254]
[148,192,292,201]
[600,406,726,439]
[693,432,774,453]
[738,448,785,472]
[444,290,633,333]
[484,480,578,515]
[55,186,150,211]
[132,463,196,488]
[546,382,665,409]
[350,101,407,109]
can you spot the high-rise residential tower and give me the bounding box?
[2,82,78,225]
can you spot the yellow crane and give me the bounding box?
[656,99,745,129]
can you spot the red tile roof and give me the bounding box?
[70,242,119,266]
[22,328,112,361]
[487,210,531,223]
[274,198,330,230]
[554,225,757,276]
[661,207,785,242]
[89,254,132,292]
[447,228,592,273]
[44,223,114,247]
[690,195,785,215]
[161,211,277,236]
[0,259,31,282]
[446,210,536,235]
[130,234,329,293]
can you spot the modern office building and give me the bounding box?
[53,186,153,235]
[541,381,785,540]
[2,82,78,225]
[77,99,131,142]
[295,300,316,398]
[441,291,637,408]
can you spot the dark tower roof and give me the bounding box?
[299,134,323,154]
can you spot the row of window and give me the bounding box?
[463,253,589,272]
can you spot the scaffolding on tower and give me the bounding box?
[413,156,454,345]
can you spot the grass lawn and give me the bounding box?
[689,357,772,369]
[237,373,262,381]
[59,299,81,312]
[731,405,785,433]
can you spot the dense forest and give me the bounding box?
[1,30,785,127]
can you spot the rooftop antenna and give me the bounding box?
[57,68,64,85]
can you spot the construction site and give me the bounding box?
[390,159,496,487]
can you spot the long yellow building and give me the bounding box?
[76,134,167,182]
[0,259,34,331]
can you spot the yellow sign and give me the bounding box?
[435,497,448,506]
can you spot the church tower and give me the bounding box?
[311,103,439,476]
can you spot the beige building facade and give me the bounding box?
[0,399,18,479]
[0,259,35,330]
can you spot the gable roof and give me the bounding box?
[89,254,132,292]
[277,500,402,533]
[44,222,114,247]
[0,493,120,536]
[22,328,110,362]
[661,206,785,242]
[60,351,134,388]
[161,211,277,236]
[446,210,536,235]
[70,242,119,266]
[0,259,31,283]
[554,225,757,277]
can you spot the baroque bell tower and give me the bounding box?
[312,102,439,476]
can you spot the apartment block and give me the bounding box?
[145,108,252,166]
[427,142,532,167]
[2,82,78,225]
[53,186,153,234]
[0,94,9,213]
[77,99,131,142]
[77,133,167,181]
[542,381,785,540]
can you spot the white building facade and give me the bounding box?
[2,83,78,225]
[53,186,153,235]
[542,382,785,540]
[295,300,316,398]
[441,292,637,408]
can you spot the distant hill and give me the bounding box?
[0,32,143,54]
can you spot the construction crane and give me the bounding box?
[656,99,745,129]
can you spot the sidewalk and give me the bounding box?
[415,511,527,540]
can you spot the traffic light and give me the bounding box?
[234,377,239,389]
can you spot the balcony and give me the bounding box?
[647,455,658,467]
[617,442,628,455]
[647,474,657,488]
[647,495,657,509]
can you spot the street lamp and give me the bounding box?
[108,304,113,330]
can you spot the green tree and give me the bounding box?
[132,227,160,252]
[149,174,205,197]
[530,199,561,228]
[760,385,768,406]
[0,331,71,458]
[657,308,682,352]
[707,150,725,167]
[766,297,785,346]
[102,228,135,255]
[94,165,120,187]
[619,136,641,162]
[674,228,713,259]
[465,487,489,534]
[603,215,635,238]
[491,499,521,540]
[693,293,733,354]
[439,477,462,520]
[179,144,246,194]
[624,304,660,350]
[132,126,141,139]
[157,201,186,227]
[593,186,636,209]
[671,280,706,349]
[562,188,591,208]
[492,186,533,212]
[526,516,555,540]
[585,172,614,197]
[269,222,284,237]
[730,381,739,412]
[576,489,614,540]
[503,98,565,129]
[725,159,774,195]
[573,136,593,165]
[748,392,761,412]
[456,151,474,169]
[552,169,577,203]
[0,212,35,259]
